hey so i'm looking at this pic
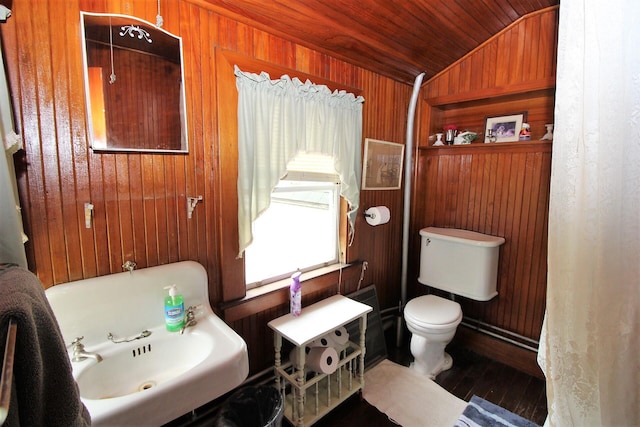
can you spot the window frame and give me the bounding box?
[216,49,362,303]
[244,179,342,289]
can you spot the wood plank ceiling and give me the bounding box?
[201,0,559,85]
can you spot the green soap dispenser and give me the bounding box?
[164,284,185,332]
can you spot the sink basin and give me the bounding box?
[75,330,213,400]
[46,261,249,426]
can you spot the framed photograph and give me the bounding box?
[484,112,526,143]
[362,138,404,190]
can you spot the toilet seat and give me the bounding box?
[404,295,462,331]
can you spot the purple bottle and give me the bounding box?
[290,272,302,316]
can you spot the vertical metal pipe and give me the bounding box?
[398,72,425,346]
[0,318,17,425]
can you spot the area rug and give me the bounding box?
[363,359,467,426]
[454,395,540,427]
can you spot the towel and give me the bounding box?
[454,395,539,427]
[0,265,90,426]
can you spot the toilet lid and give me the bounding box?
[405,295,462,327]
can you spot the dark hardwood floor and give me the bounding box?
[170,325,547,427]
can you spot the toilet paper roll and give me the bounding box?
[306,346,339,374]
[365,206,390,226]
[311,335,335,348]
[325,326,349,346]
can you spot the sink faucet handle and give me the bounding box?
[70,336,85,347]
[185,305,202,322]
[180,306,201,334]
[122,260,137,274]
[186,304,202,315]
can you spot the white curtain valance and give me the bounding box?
[235,66,364,257]
[0,5,10,21]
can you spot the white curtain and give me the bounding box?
[538,1,640,426]
[0,6,27,268]
[235,66,364,257]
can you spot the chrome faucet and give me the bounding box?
[70,336,103,363]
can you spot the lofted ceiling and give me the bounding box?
[202,0,559,85]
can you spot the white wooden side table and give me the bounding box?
[268,294,372,427]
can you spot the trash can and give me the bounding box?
[213,385,284,427]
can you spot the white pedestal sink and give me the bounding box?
[45,261,249,426]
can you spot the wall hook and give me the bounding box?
[187,196,203,219]
[84,202,94,228]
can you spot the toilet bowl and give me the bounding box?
[404,294,462,378]
[405,227,505,378]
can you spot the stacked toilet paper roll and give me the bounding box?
[326,326,349,346]
[312,336,335,347]
[288,327,350,374]
[306,346,339,374]
[289,345,338,374]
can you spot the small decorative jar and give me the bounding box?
[541,123,554,140]
[443,125,458,145]
[519,123,531,140]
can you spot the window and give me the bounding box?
[244,154,341,288]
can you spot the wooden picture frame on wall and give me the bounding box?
[484,112,527,143]
[362,138,404,190]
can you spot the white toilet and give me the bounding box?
[404,227,505,378]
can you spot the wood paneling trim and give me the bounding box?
[425,76,555,107]
[421,140,551,155]
[214,48,244,301]
[454,326,543,379]
[218,49,362,94]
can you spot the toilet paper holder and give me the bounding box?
[363,207,379,219]
[363,206,391,226]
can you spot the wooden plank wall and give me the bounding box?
[3,0,557,375]
[410,7,558,359]
[421,8,558,104]
[414,143,551,340]
[2,0,411,375]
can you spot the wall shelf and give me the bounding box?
[425,78,556,108]
[420,140,552,154]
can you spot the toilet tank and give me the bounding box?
[418,227,505,301]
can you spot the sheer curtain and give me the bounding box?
[0,6,27,268]
[538,1,640,425]
[235,66,364,257]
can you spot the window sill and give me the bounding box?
[246,263,349,298]
[221,263,359,322]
